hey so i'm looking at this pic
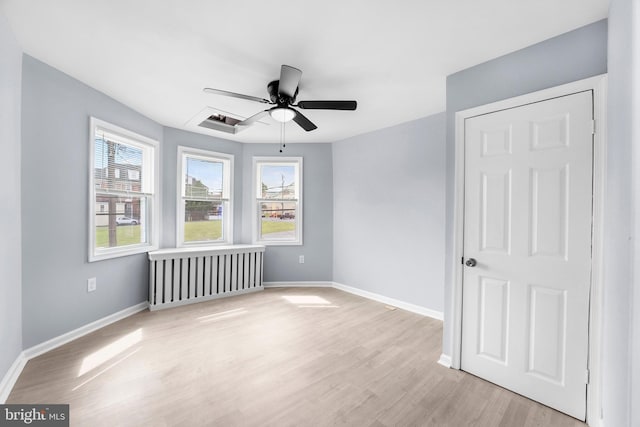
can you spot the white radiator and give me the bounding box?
[147,245,265,311]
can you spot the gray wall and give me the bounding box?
[606,1,637,426]
[21,56,163,347]
[631,2,640,423]
[161,127,244,248]
[333,114,446,312]
[241,143,333,282]
[0,14,23,385]
[443,20,608,356]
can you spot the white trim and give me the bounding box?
[0,301,148,403]
[148,244,265,260]
[438,354,452,369]
[252,156,303,246]
[450,74,606,424]
[263,281,333,288]
[176,145,234,247]
[24,302,148,360]
[88,117,160,262]
[451,99,467,370]
[332,282,444,321]
[0,353,27,403]
[262,281,444,320]
[586,75,607,427]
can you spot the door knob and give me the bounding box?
[465,258,477,267]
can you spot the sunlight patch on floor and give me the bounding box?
[78,328,142,377]
[73,348,140,391]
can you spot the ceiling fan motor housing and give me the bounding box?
[267,80,298,105]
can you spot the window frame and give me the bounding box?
[176,146,234,247]
[252,156,303,246]
[88,117,160,262]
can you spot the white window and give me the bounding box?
[253,157,303,245]
[89,117,159,262]
[128,169,140,181]
[177,146,233,246]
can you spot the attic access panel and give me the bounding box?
[198,113,242,134]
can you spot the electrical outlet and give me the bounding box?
[87,277,97,292]
[299,255,305,264]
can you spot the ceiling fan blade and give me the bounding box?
[297,100,357,110]
[278,65,302,99]
[236,110,270,128]
[292,109,317,132]
[203,88,271,104]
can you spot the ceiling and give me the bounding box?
[1,0,609,143]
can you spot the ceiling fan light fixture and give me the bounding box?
[270,107,296,123]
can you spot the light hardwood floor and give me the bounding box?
[8,287,586,426]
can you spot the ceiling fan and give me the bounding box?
[203,65,357,132]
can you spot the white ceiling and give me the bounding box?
[1,0,609,143]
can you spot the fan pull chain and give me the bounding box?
[279,121,286,153]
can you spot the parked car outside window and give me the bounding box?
[116,216,138,225]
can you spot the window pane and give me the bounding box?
[185,157,224,199]
[95,194,149,249]
[94,136,144,193]
[260,164,297,199]
[184,200,224,242]
[260,201,297,240]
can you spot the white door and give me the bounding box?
[461,91,593,420]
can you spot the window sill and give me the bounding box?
[89,244,158,262]
[149,244,265,261]
[178,240,233,248]
[254,240,303,247]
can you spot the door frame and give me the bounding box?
[450,74,607,425]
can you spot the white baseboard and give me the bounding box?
[0,352,27,403]
[332,282,444,321]
[24,302,149,359]
[263,281,443,321]
[263,281,333,288]
[0,301,148,403]
[438,354,452,368]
